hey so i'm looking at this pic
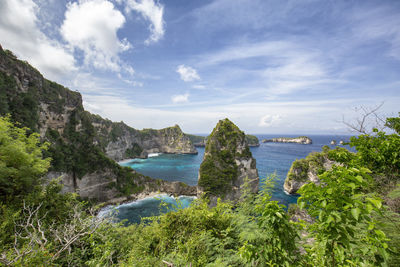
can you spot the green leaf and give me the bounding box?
[298,200,305,210]
[374,229,386,238]
[367,198,382,209]
[351,208,360,221]
[355,175,363,183]
[347,183,356,190]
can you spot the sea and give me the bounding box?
[100,134,353,224]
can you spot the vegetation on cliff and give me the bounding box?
[0,47,196,200]
[1,113,400,265]
[245,134,260,146]
[198,118,254,197]
[262,136,312,144]
[285,146,341,184]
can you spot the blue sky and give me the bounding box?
[1,0,400,134]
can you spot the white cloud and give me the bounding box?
[198,40,331,96]
[0,0,76,81]
[81,92,400,134]
[351,6,400,60]
[123,0,165,44]
[258,114,282,127]
[176,64,200,82]
[117,73,143,87]
[61,0,132,72]
[192,84,206,89]
[171,93,189,104]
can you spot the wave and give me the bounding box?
[148,153,162,158]
[118,158,135,164]
[98,194,196,221]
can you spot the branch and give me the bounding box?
[341,102,386,134]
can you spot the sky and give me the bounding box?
[1,0,400,134]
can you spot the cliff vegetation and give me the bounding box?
[198,118,258,203]
[1,108,400,266]
[0,47,196,202]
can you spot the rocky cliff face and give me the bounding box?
[197,119,259,205]
[284,150,336,194]
[0,46,196,202]
[91,117,197,162]
[262,136,312,144]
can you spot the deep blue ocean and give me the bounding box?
[102,134,352,224]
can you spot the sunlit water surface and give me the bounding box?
[101,134,352,224]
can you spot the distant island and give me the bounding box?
[186,134,260,147]
[262,136,312,144]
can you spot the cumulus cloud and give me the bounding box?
[61,0,132,72]
[123,0,165,44]
[258,114,282,127]
[171,93,189,104]
[0,0,76,80]
[176,65,200,82]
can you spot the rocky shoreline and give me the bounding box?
[262,136,312,144]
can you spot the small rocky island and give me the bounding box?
[197,119,259,205]
[262,136,312,144]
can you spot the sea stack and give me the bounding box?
[197,118,259,205]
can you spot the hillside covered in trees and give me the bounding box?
[1,113,400,266]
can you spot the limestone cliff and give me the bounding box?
[0,46,196,201]
[262,136,312,144]
[284,149,337,194]
[91,116,197,162]
[197,119,259,205]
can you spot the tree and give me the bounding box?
[0,116,50,204]
[341,102,387,134]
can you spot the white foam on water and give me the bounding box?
[97,194,196,220]
[148,153,162,158]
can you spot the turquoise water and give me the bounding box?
[108,134,353,224]
[98,195,195,225]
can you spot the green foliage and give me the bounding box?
[298,162,389,265]
[124,143,143,158]
[0,116,50,204]
[185,134,206,144]
[349,129,400,188]
[198,119,253,197]
[239,177,300,266]
[385,113,400,134]
[245,134,259,146]
[287,149,330,183]
[0,72,39,131]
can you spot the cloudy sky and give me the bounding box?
[1,0,400,134]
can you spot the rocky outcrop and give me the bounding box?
[263,136,312,144]
[187,134,260,147]
[47,169,197,202]
[91,118,198,162]
[0,46,196,202]
[197,118,259,205]
[284,150,336,194]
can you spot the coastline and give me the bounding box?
[97,191,197,216]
